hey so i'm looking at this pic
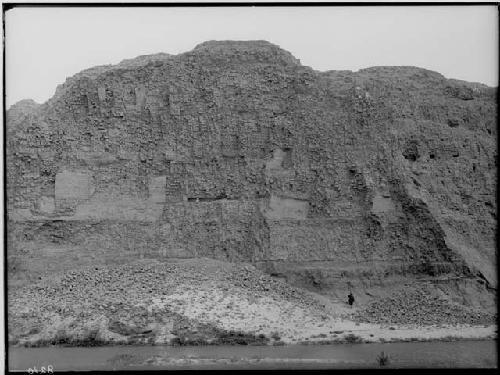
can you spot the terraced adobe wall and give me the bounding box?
[6,41,497,298]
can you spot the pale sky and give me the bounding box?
[5,6,499,108]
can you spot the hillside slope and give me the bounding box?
[7,41,497,325]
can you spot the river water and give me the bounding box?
[9,340,497,371]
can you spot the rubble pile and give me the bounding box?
[219,264,319,306]
[353,287,496,326]
[8,259,323,346]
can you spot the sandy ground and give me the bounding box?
[151,280,496,344]
[347,324,496,343]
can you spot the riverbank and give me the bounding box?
[9,340,497,370]
[9,324,497,348]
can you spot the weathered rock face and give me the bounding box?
[7,41,497,301]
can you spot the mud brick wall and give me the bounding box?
[6,41,497,290]
[158,200,266,261]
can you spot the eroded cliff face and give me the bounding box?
[6,41,497,305]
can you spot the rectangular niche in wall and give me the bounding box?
[55,170,94,201]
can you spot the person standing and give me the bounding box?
[348,292,355,307]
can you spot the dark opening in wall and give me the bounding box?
[452,152,459,158]
[40,168,53,177]
[187,194,230,202]
[487,129,492,135]
[402,140,420,162]
[429,154,435,160]
[447,119,460,128]
[255,191,268,198]
[282,148,293,169]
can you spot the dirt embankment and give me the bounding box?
[8,258,496,348]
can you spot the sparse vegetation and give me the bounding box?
[170,329,270,347]
[377,351,390,366]
[23,329,107,348]
[311,333,327,338]
[271,331,281,341]
[170,337,182,346]
[344,333,363,344]
[316,339,339,345]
